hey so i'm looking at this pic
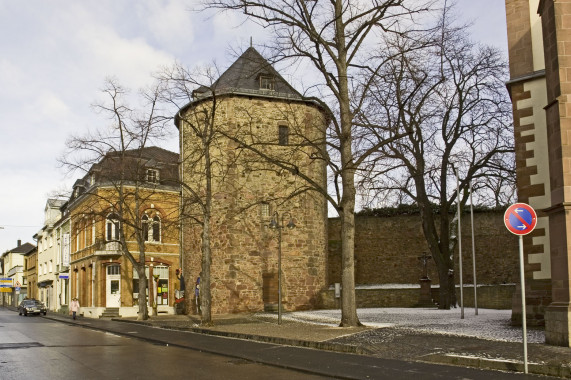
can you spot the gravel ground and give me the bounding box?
[279,307,545,344]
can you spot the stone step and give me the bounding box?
[99,307,121,319]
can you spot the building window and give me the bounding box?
[146,169,159,184]
[142,214,161,242]
[133,265,169,306]
[48,260,53,273]
[278,125,289,146]
[260,202,270,218]
[260,76,274,90]
[107,264,120,276]
[84,219,88,247]
[106,214,120,241]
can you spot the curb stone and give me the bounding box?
[113,318,370,355]
[421,353,571,378]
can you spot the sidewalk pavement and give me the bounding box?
[40,308,571,379]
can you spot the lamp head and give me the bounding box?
[286,217,296,229]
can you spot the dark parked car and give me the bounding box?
[18,299,47,316]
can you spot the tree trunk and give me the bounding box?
[436,263,452,309]
[201,131,213,326]
[137,264,148,320]
[335,0,360,327]
[339,208,360,326]
[201,212,212,325]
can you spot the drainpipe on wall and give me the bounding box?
[91,261,95,308]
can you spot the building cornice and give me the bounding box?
[506,69,546,87]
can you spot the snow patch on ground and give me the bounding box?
[283,308,544,344]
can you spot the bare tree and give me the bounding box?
[358,16,514,308]
[59,78,178,320]
[202,0,434,327]
[157,64,224,325]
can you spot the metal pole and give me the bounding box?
[456,169,464,319]
[278,217,282,325]
[519,235,528,373]
[470,182,478,315]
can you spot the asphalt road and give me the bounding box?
[0,309,328,380]
[0,308,556,380]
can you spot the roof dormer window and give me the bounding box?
[146,169,159,184]
[259,75,275,91]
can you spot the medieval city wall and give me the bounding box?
[328,212,519,287]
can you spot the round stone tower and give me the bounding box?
[177,47,328,314]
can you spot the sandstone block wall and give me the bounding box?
[328,212,519,286]
[320,284,516,309]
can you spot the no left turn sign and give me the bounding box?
[504,203,537,236]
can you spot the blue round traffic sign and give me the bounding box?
[504,203,537,235]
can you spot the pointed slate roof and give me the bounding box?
[193,47,303,100]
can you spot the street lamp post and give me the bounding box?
[269,211,295,325]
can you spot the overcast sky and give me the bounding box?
[0,0,509,252]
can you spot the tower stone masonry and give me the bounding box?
[177,47,328,314]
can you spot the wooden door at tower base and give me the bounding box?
[262,272,278,311]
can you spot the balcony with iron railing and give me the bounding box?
[94,238,122,256]
[71,239,122,261]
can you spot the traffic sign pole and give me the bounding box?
[470,181,478,316]
[519,235,528,374]
[455,169,464,320]
[504,202,537,375]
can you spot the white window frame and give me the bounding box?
[259,75,275,90]
[146,169,159,184]
[142,213,161,243]
[106,214,120,242]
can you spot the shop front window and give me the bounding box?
[132,265,169,306]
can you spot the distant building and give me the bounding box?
[23,244,38,301]
[1,240,35,306]
[34,198,66,311]
[177,47,328,314]
[53,200,71,312]
[65,147,180,318]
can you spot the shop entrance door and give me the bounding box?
[106,265,121,307]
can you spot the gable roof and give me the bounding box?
[2,242,36,257]
[193,47,302,100]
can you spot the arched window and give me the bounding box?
[141,213,161,243]
[106,214,120,241]
[152,215,161,242]
[141,214,149,241]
